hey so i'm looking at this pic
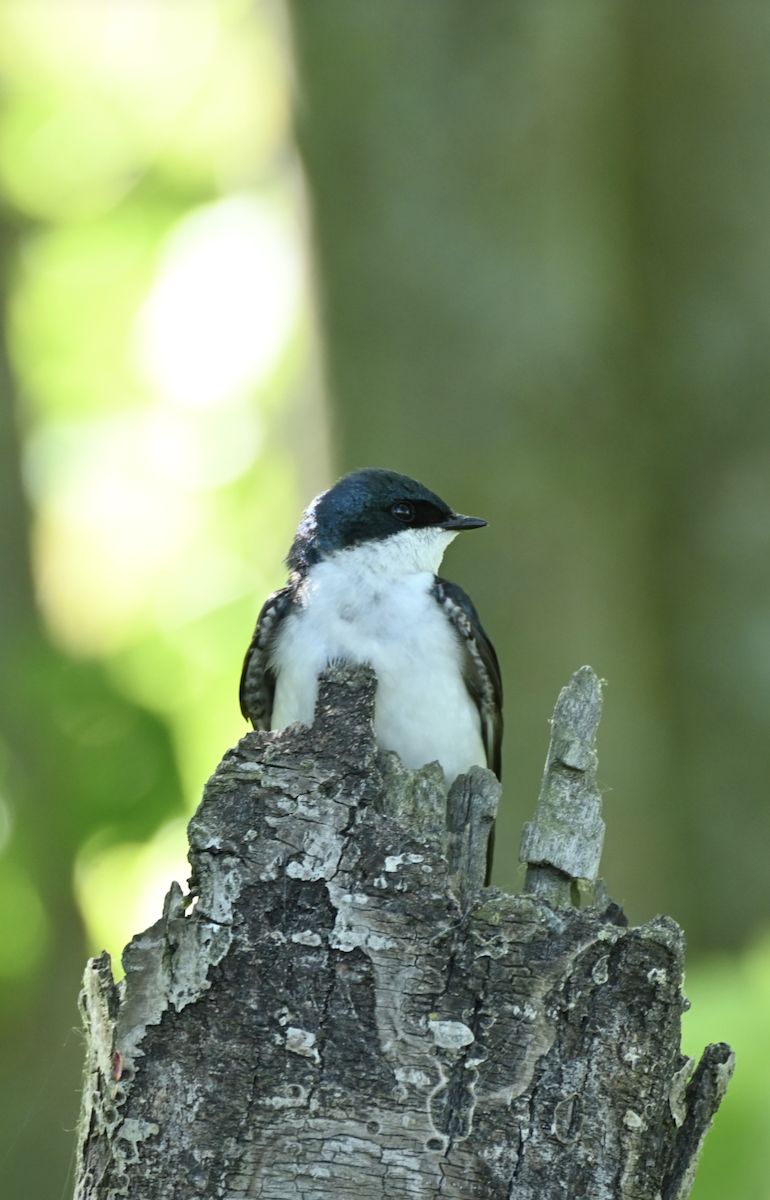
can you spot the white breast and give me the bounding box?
[270,529,486,784]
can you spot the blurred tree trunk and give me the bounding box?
[287,0,770,950]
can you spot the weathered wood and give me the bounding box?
[73,664,732,1199]
[520,664,604,905]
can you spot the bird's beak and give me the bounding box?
[439,513,488,531]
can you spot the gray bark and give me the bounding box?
[73,665,732,1199]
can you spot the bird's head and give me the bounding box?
[287,468,487,575]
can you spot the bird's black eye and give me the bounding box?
[390,501,416,523]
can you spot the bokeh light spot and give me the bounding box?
[137,195,303,408]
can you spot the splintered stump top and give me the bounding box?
[74,665,733,1200]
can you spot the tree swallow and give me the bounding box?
[240,468,502,786]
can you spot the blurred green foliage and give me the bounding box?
[0,3,317,1196]
[684,942,770,1199]
[0,857,47,981]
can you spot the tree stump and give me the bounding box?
[73,665,733,1199]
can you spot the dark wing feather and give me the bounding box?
[239,587,294,730]
[431,577,503,779]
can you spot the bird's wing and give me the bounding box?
[239,586,294,730]
[432,577,503,779]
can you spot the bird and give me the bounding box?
[239,468,502,787]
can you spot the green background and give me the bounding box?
[0,2,768,1195]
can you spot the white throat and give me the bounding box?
[323,526,457,579]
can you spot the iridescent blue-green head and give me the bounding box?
[287,468,487,573]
